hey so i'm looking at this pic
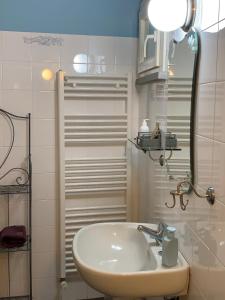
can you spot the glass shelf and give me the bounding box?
[0,185,29,195]
[0,239,30,253]
[140,147,182,151]
[0,296,30,300]
[128,139,181,152]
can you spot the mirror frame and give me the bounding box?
[168,28,200,186]
[189,29,200,186]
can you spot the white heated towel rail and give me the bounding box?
[57,71,132,279]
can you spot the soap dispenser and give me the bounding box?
[140,119,150,133]
[162,226,178,267]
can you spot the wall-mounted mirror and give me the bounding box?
[165,29,199,184]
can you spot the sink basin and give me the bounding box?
[73,222,189,298]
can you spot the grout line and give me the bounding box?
[199,82,217,86]
[195,133,214,142]
[201,21,219,33]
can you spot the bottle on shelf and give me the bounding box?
[139,119,150,134]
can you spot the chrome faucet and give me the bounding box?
[137,223,167,244]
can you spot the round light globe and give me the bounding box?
[148,0,188,32]
[41,68,53,81]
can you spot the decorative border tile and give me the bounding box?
[23,35,63,46]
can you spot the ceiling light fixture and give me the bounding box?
[148,0,196,32]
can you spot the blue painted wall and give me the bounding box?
[0,0,141,37]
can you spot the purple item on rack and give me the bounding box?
[0,225,27,248]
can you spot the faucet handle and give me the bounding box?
[158,222,168,235]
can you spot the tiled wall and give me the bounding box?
[0,30,137,300]
[138,1,225,299]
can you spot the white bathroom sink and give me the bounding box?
[72,222,189,298]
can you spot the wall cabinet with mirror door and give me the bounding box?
[137,0,168,83]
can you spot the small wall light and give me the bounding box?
[148,0,196,32]
[73,54,88,74]
[42,68,53,81]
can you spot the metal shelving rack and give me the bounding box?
[0,109,32,300]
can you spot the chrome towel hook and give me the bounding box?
[166,181,215,211]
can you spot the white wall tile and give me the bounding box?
[217,26,225,81]
[33,277,58,300]
[214,82,225,142]
[9,253,29,296]
[0,254,9,297]
[0,197,8,229]
[186,278,207,300]
[88,36,116,65]
[198,28,218,84]
[196,135,213,191]
[32,252,57,278]
[2,118,28,148]
[218,18,225,31]
[32,146,56,173]
[191,236,213,299]
[87,285,104,299]
[31,33,60,63]
[9,197,28,227]
[219,0,225,21]
[196,83,215,139]
[115,37,137,66]
[0,64,3,89]
[2,31,32,62]
[2,62,32,90]
[0,146,28,184]
[176,223,193,262]
[60,34,89,65]
[32,119,56,146]
[61,62,88,76]
[0,113,4,147]
[200,0,219,31]
[2,90,32,115]
[32,199,56,227]
[32,173,57,200]
[188,192,213,249]
[0,32,4,62]
[88,63,115,75]
[33,91,56,119]
[212,141,225,203]
[32,62,59,91]
[32,226,56,253]
[208,200,225,265]
[62,281,87,300]
[207,256,225,300]
[115,64,134,74]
